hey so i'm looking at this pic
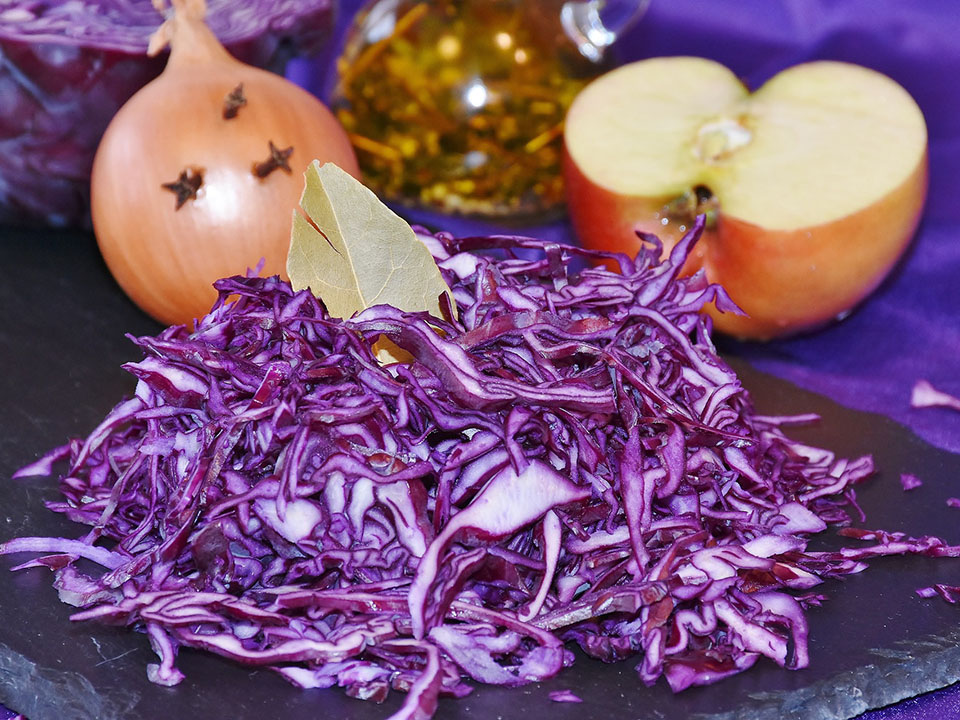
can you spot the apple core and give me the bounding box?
[693,116,753,164]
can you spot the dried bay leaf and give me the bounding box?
[287,161,455,322]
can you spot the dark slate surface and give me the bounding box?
[1,227,959,720]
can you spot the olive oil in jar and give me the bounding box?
[332,0,606,219]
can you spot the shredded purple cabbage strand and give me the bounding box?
[4,219,958,719]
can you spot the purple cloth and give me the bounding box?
[630,0,960,458]
[291,0,960,456]
[859,682,960,720]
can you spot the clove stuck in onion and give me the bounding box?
[90,0,359,327]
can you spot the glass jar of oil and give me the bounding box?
[332,0,649,219]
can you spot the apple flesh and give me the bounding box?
[563,57,928,339]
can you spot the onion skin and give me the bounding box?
[91,3,358,327]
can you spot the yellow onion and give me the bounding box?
[91,0,358,326]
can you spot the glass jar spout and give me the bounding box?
[560,0,652,62]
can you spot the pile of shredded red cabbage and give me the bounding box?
[4,218,957,719]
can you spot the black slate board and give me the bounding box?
[1,226,959,720]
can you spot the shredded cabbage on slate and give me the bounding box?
[4,219,957,719]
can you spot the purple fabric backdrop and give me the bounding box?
[628,0,960,458]
[290,0,960,457]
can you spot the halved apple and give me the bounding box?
[563,57,928,339]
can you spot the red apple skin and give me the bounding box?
[563,147,928,340]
